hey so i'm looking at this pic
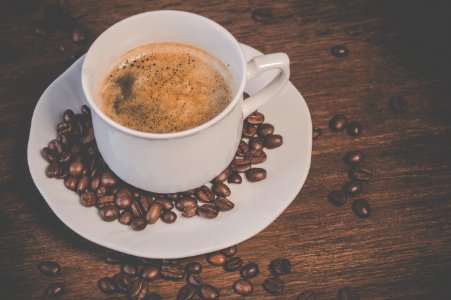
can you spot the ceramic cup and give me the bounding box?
[81,10,290,193]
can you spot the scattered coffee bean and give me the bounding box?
[388,96,407,114]
[39,261,61,276]
[146,292,163,300]
[64,176,78,191]
[146,202,163,224]
[187,273,203,285]
[161,210,177,223]
[228,172,242,184]
[329,114,348,131]
[63,109,75,122]
[233,279,254,296]
[328,190,347,206]
[81,105,91,115]
[175,197,197,211]
[41,147,57,163]
[240,262,259,279]
[185,262,203,274]
[121,262,138,277]
[236,140,249,157]
[98,277,117,294]
[80,191,96,207]
[269,258,292,275]
[312,127,322,140]
[198,204,219,219]
[131,218,147,231]
[46,163,60,178]
[82,127,95,144]
[297,290,317,300]
[232,158,252,173]
[195,186,215,203]
[345,121,363,137]
[128,278,147,300]
[177,284,196,300]
[58,152,71,164]
[198,284,220,300]
[245,149,267,164]
[264,134,283,149]
[221,245,237,257]
[97,195,115,209]
[115,188,132,209]
[141,265,160,280]
[258,123,275,137]
[349,167,373,182]
[338,287,360,300]
[331,45,348,57]
[352,199,371,218]
[160,262,185,280]
[343,180,363,196]
[246,168,267,182]
[76,174,89,194]
[95,185,108,198]
[48,139,63,154]
[130,201,144,218]
[207,252,226,266]
[182,205,198,218]
[246,111,265,125]
[343,150,365,165]
[212,182,231,197]
[105,251,123,264]
[242,123,257,138]
[213,197,234,211]
[262,277,284,295]
[224,256,243,272]
[69,161,84,177]
[45,282,65,298]
[118,210,133,225]
[212,167,231,183]
[156,197,174,210]
[114,273,132,293]
[101,171,118,187]
[249,137,264,151]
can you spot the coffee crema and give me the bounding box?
[96,42,233,133]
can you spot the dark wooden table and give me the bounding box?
[2,1,451,299]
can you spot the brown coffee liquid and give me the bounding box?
[97,43,233,133]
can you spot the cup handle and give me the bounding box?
[242,53,290,118]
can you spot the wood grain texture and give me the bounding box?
[1,0,451,299]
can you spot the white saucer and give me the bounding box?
[27,44,312,258]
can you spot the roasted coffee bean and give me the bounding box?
[249,137,264,151]
[48,139,64,154]
[185,262,202,274]
[207,252,226,266]
[131,201,145,218]
[137,194,153,212]
[39,261,61,276]
[212,167,231,183]
[228,172,242,184]
[95,185,108,198]
[233,279,253,296]
[195,186,215,202]
[81,105,91,115]
[77,175,89,194]
[198,284,220,300]
[263,277,284,295]
[182,189,196,196]
[101,171,118,187]
[187,273,203,285]
[115,188,132,209]
[86,145,97,156]
[240,262,259,279]
[331,45,349,57]
[141,265,159,280]
[212,182,231,197]
[74,119,85,136]
[161,210,177,223]
[98,277,117,294]
[63,109,75,122]
[246,168,267,182]
[64,176,78,191]
[343,180,363,196]
[221,245,237,257]
[224,256,242,271]
[349,167,373,182]
[245,149,267,164]
[56,164,69,179]
[70,144,81,156]
[82,127,95,144]
[232,158,251,173]
[69,161,84,177]
[131,218,147,231]
[182,205,198,218]
[329,114,348,131]
[42,147,57,163]
[45,282,65,298]
[176,197,197,211]
[105,251,123,264]
[160,263,185,280]
[312,127,321,140]
[264,134,283,149]
[328,190,347,206]
[338,287,360,300]
[389,96,407,114]
[58,134,70,148]
[128,278,148,300]
[156,197,174,210]
[46,162,60,178]
[297,290,317,300]
[352,199,371,218]
[89,160,100,178]
[146,202,163,224]
[258,123,275,137]
[97,195,115,208]
[119,210,133,225]
[58,151,71,163]
[145,292,163,300]
[80,191,96,207]
[236,140,249,157]
[57,121,72,135]
[270,258,292,275]
[114,273,132,293]
[121,263,138,277]
[162,259,179,265]
[213,196,234,211]
[242,123,257,138]
[246,111,265,125]
[166,193,179,200]
[99,205,119,222]
[343,150,365,165]
[177,284,196,300]
[345,121,363,137]
[198,204,219,219]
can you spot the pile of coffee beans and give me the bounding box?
[38,261,65,298]
[40,106,282,230]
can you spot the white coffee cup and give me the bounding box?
[81,10,290,193]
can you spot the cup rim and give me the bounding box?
[81,10,246,139]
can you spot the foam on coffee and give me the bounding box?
[96,43,233,133]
